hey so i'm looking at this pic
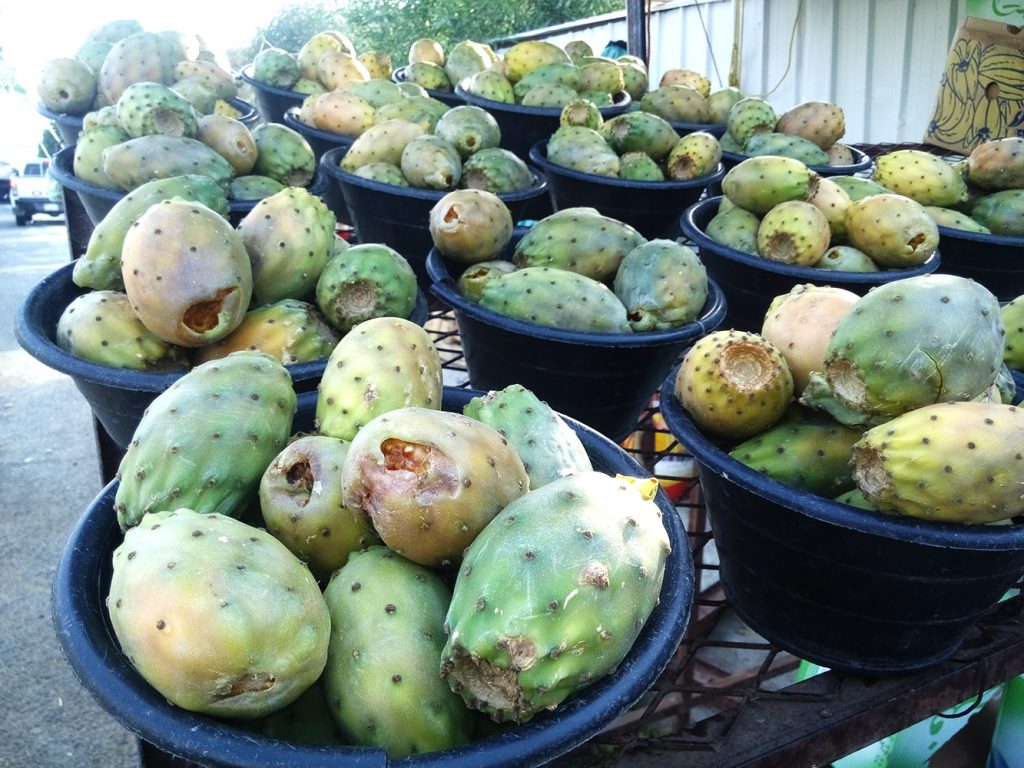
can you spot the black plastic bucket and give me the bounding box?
[934,225,1024,303]
[680,196,941,332]
[658,368,1024,675]
[240,65,306,124]
[15,262,428,450]
[454,85,632,161]
[391,65,465,107]
[282,108,354,225]
[529,141,724,240]
[319,146,550,290]
[51,387,694,768]
[427,247,727,441]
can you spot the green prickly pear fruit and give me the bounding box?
[113,351,297,528]
[340,119,426,171]
[252,122,317,187]
[729,418,863,496]
[461,69,516,104]
[800,274,1005,426]
[717,131,743,153]
[504,40,572,83]
[578,57,625,94]
[835,488,877,510]
[760,283,859,393]
[342,408,529,567]
[564,39,594,61]
[618,151,665,181]
[115,81,198,139]
[74,174,229,291]
[315,243,418,332]
[775,100,846,149]
[721,155,818,214]
[310,90,376,137]
[707,86,744,124]
[727,97,777,145]
[619,61,649,102]
[107,508,329,716]
[674,329,794,441]
[169,77,218,116]
[742,131,830,165]
[85,19,143,44]
[120,199,251,347]
[37,57,97,115]
[292,77,327,96]
[173,59,238,101]
[102,135,235,192]
[639,84,710,123]
[756,200,832,265]
[965,136,1024,191]
[613,239,708,331]
[599,111,679,160]
[444,40,496,87]
[82,105,121,131]
[405,60,452,91]
[844,193,939,267]
[316,51,370,91]
[705,204,761,255]
[830,175,890,201]
[442,471,669,724]
[239,680,343,746]
[315,316,442,441]
[922,205,990,234]
[665,130,722,180]
[352,162,409,186]
[815,245,879,272]
[76,40,115,76]
[297,31,355,81]
[871,149,968,207]
[512,207,645,282]
[193,298,340,365]
[260,435,381,580]
[357,51,393,80]
[479,267,632,333]
[826,143,857,166]
[251,47,300,89]
[455,259,517,302]
[73,124,130,189]
[661,67,711,97]
[433,105,501,159]
[408,37,445,65]
[429,188,514,264]
[228,174,286,200]
[1002,296,1024,370]
[322,547,473,755]
[344,78,403,109]
[56,290,189,371]
[237,185,337,306]
[196,113,257,175]
[560,98,603,129]
[520,83,578,108]
[463,384,592,489]
[807,176,852,240]
[545,125,620,177]
[375,94,449,132]
[400,134,462,190]
[969,189,1024,236]
[512,63,582,102]
[462,147,535,192]
[851,401,1024,523]
[97,31,176,107]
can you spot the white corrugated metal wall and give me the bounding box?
[496,0,968,144]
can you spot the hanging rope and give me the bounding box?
[763,0,804,97]
[693,0,725,90]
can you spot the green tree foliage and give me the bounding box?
[231,0,623,69]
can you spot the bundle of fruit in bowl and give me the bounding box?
[59,176,420,373]
[396,37,504,96]
[634,66,745,132]
[672,272,1022,524]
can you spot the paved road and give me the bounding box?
[0,208,139,767]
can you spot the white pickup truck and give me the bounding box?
[10,158,64,226]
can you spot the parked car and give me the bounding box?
[0,160,14,203]
[10,158,64,225]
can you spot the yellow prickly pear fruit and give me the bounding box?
[503,40,572,83]
[408,38,445,66]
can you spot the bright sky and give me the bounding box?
[0,1,287,159]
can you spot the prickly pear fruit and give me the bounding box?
[512,207,645,282]
[871,149,968,208]
[520,83,578,108]
[923,205,990,234]
[173,59,237,101]
[826,143,857,166]
[315,243,418,333]
[830,175,890,201]
[560,98,603,129]
[315,317,442,441]
[113,351,297,529]
[1004,296,1024,370]
[674,329,794,441]
[666,130,722,180]
[844,193,939,267]
[661,67,711,96]
[461,148,535,193]
[341,408,529,566]
[774,100,845,149]
[707,86,744,124]
[965,136,1024,191]
[461,69,516,104]
[120,199,251,347]
[721,155,818,215]
[429,188,514,264]
[237,186,337,307]
[614,151,661,181]
[480,267,632,333]
[512,62,582,102]
[115,81,198,139]
[344,78,403,110]
[193,299,340,365]
[297,31,355,81]
[433,105,501,159]
[375,94,449,133]
[727,97,777,146]
[599,111,679,160]
[228,174,286,200]
[238,680,343,746]
[73,124,130,190]
[455,260,517,302]
[97,31,176,107]
[742,131,829,166]
[251,47,301,89]
[400,134,462,190]
[564,39,594,61]
[705,205,760,255]
[815,245,879,272]
[442,471,669,724]
[56,290,189,371]
[545,125,620,177]
[613,240,708,331]
[756,200,832,265]
[405,61,452,92]
[252,122,317,187]
[800,274,1005,426]
[352,162,409,186]
[851,401,1024,523]
[102,135,235,192]
[760,284,859,393]
[310,91,376,137]
[316,50,370,91]
[107,508,329,717]
[408,37,444,65]
[577,57,625,94]
[196,113,257,175]
[807,176,852,240]
[259,435,381,580]
[357,51,393,80]
[37,57,97,115]
[504,40,572,83]
[340,119,426,171]
[969,189,1024,236]
[322,547,473,756]
[639,84,709,123]
[463,384,592,489]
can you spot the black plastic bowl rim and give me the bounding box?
[681,196,941,283]
[937,223,1024,248]
[239,64,306,101]
[720,145,873,175]
[529,140,726,191]
[454,83,632,117]
[38,97,259,129]
[15,261,429,394]
[283,107,358,148]
[427,247,728,347]
[666,119,728,138]
[51,386,694,768]
[319,145,550,205]
[658,366,1024,550]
